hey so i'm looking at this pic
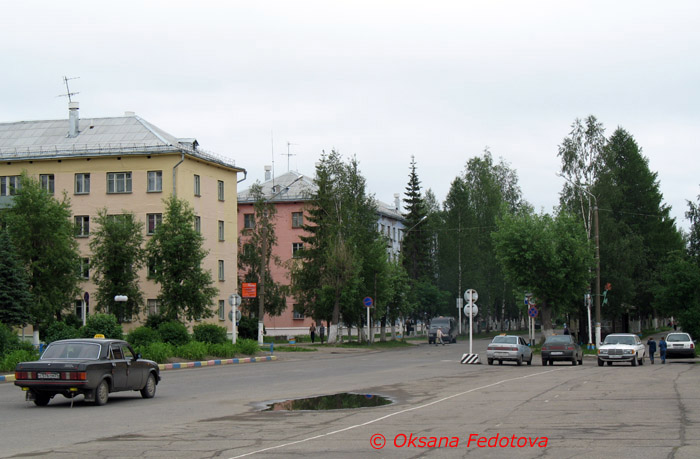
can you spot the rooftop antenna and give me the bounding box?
[58,76,80,102]
[270,130,276,189]
[284,141,298,172]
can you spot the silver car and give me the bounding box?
[597,333,645,366]
[486,335,533,366]
[665,332,696,358]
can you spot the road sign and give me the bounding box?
[228,310,242,322]
[527,296,538,306]
[528,307,538,318]
[363,296,374,308]
[464,289,478,303]
[241,283,257,298]
[464,304,479,317]
[229,293,242,307]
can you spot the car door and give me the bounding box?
[121,345,144,389]
[109,344,129,391]
[519,337,532,359]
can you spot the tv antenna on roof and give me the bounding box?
[58,76,80,102]
[284,141,298,172]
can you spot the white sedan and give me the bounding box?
[597,333,646,366]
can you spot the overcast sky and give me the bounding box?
[2,1,699,230]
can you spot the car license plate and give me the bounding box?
[609,355,621,358]
[673,344,683,347]
[495,352,508,356]
[551,351,563,355]
[38,372,60,379]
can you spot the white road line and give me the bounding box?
[229,368,564,458]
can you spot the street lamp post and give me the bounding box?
[557,174,601,348]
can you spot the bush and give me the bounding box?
[1,349,39,372]
[0,322,21,356]
[144,314,168,330]
[135,342,174,364]
[158,321,190,346]
[207,342,237,358]
[176,341,208,361]
[44,321,80,344]
[238,316,259,340]
[193,323,228,344]
[79,314,123,339]
[235,338,260,356]
[127,326,161,348]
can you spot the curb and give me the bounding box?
[0,355,278,383]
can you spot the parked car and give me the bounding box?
[541,334,583,366]
[14,336,160,406]
[597,333,645,366]
[665,332,696,358]
[428,317,458,344]
[486,334,533,365]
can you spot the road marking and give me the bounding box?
[229,368,564,458]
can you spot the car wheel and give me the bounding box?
[487,358,493,365]
[141,373,157,399]
[549,359,554,366]
[498,360,503,365]
[34,393,51,407]
[598,359,604,367]
[607,361,613,366]
[639,355,645,366]
[632,356,638,366]
[527,354,532,365]
[94,380,110,406]
[578,358,583,365]
[517,355,523,366]
[542,359,547,366]
[571,357,577,366]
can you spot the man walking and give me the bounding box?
[659,336,667,364]
[319,324,325,344]
[647,336,657,364]
[436,327,444,346]
[309,323,316,344]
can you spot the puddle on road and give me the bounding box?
[263,393,392,411]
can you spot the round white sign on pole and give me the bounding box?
[464,304,479,317]
[229,294,242,307]
[464,289,478,303]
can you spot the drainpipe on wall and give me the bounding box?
[237,169,248,184]
[173,151,185,196]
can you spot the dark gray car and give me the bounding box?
[428,317,457,344]
[541,334,583,366]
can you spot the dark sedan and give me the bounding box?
[14,336,160,406]
[541,334,583,366]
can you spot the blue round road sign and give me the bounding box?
[363,296,374,308]
[528,307,538,318]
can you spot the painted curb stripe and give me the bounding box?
[0,374,16,382]
[157,355,276,371]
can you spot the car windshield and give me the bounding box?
[492,336,517,344]
[430,320,450,329]
[667,334,691,342]
[545,336,572,344]
[603,335,636,346]
[41,342,101,360]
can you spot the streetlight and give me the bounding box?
[257,175,304,345]
[557,174,601,348]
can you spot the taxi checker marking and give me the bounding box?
[228,368,565,459]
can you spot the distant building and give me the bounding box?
[0,102,245,333]
[237,169,405,336]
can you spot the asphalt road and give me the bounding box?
[1,337,699,458]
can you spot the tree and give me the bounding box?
[0,230,32,327]
[402,156,433,281]
[653,252,700,339]
[3,173,80,340]
[492,209,593,338]
[237,183,288,319]
[686,191,700,266]
[89,209,145,323]
[146,195,218,321]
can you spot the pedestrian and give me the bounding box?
[309,323,316,344]
[673,321,677,331]
[659,336,667,364]
[319,324,325,344]
[647,336,657,364]
[564,324,570,335]
[436,327,444,346]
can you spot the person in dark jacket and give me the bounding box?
[659,336,667,364]
[647,337,657,364]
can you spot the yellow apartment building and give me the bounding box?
[0,103,245,335]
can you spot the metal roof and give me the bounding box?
[0,114,242,172]
[238,171,316,203]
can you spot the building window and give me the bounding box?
[107,172,132,194]
[194,175,201,196]
[40,174,54,194]
[79,258,90,279]
[194,216,201,233]
[292,242,304,258]
[147,299,160,316]
[147,171,162,192]
[218,180,225,201]
[75,216,90,237]
[292,212,303,228]
[218,300,225,321]
[147,213,162,235]
[244,213,255,229]
[147,257,158,278]
[75,300,89,318]
[0,176,20,196]
[218,260,225,281]
[293,306,305,320]
[75,173,90,194]
[218,220,225,241]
